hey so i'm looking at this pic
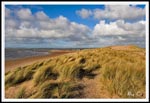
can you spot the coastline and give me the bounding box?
[5,50,74,73]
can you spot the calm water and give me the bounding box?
[5,48,50,60]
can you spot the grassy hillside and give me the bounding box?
[5,45,146,98]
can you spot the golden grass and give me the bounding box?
[5,45,146,98]
[5,62,43,88]
[101,59,145,98]
[15,86,26,98]
[33,65,59,85]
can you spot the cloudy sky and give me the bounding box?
[5,4,146,48]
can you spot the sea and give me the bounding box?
[5,48,89,60]
[5,48,50,60]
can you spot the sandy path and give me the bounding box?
[79,70,119,98]
[5,51,73,72]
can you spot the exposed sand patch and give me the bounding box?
[110,45,136,50]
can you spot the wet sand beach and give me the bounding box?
[5,50,74,72]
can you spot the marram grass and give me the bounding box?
[5,45,145,98]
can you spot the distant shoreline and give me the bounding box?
[5,50,75,73]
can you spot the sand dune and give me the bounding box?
[5,45,145,98]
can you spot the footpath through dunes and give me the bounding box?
[78,70,113,98]
[5,45,146,98]
[5,50,75,72]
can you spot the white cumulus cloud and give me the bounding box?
[16,8,34,20]
[5,7,11,18]
[35,11,49,21]
[5,6,146,48]
[76,8,92,19]
[93,5,145,20]
[77,5,145,21]
[93,20,145,36]
[5,8,91,41]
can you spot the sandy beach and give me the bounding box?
[5,50,74,73]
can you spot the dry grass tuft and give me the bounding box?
[5,45,145,98]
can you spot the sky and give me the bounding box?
[5,4,146,48]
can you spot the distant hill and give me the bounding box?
[5,45,145,98]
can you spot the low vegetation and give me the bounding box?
[15,86,26,98]
[5,45,146,98]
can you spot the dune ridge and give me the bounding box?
[5,45,146,98]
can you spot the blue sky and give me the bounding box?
[5,4,146,48]
[5,5,106,29]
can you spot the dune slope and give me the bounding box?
[5,45,146,98]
